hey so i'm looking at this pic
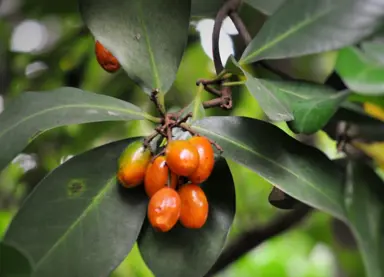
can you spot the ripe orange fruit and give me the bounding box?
[148,187,181,232]
[95,40,121,73]
[117,141,152,188]
[178,184,208,229]
[144,156,178,198]
[188,136,215,184]
[165,140,199,177]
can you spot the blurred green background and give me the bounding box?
[0,0,368,276]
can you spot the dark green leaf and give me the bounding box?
[226,56,294,121]
[0,87,149,173]
[343,160,384,277]
[191,0,225,17]
[362,41,384,64]
[336,46,384,95]
[0,242,32,277]
[138,158,235,277]
[79,0,191,93]
[192,116,345,219]
[324,102,384,142]
[268,187,300,210]
[256,80,350,134]
[191,0,283,17]
[2,138,148,277]
[240,0,384,64]
[245,0,285,15]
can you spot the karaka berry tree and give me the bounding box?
[1,0,384,276]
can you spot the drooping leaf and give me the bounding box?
[226,56,294,121]
[256,80,350,134]
[336,46,384,95]
[0,87,150,173]
[79,0,191,93]
[192,116,345,219]
[240,0,384,64]
[0,242,32,277]
[2,138,148,277]
[343,160,384,277]
[138,158,235,277]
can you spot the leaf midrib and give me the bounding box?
[33,177,116,270]
[193,124,342,214]
[0,103,145,142]
[138,0,161,90]
[240,3,337,63]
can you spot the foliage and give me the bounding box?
[0,0,384,277]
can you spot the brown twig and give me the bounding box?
[150,89,166,118]
[179,123,223,153]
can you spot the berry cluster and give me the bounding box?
[117,136,215,232]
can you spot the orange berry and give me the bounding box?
[178,184,208,229]
[165,140,199,177]
[95,40,121,73]
[144,156,178,198]
[117,141,152,188]
[148,187,181,232]
[188,136,215,184]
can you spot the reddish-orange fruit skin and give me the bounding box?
[95,40,121,73]
[165,140,199,177]
[148,187,181,232]
[188,136,215,184]
[117,141,152,188]
[144,156,178,198]
[178,184,208,229]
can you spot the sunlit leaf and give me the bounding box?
[138,157,235,277]
[2,138,148,277]
[79,0,191,93]
[0,87,150,173]
[361,41,384,65]
[336,46,384,95]
[240,0,384,64]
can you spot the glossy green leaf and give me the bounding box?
[79,0,191,93]
[192,116,345,219]
[362,41,384,65]
[257,80,350,134]
[343,160,384,277]
[336,47,384,95]
[244,71,294,121]
[240,0,384,64]
[0,87,150,173]
[2,138,148,277]
[226,56,294,121]
[138,158,235,277]
[0,242,32,277]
